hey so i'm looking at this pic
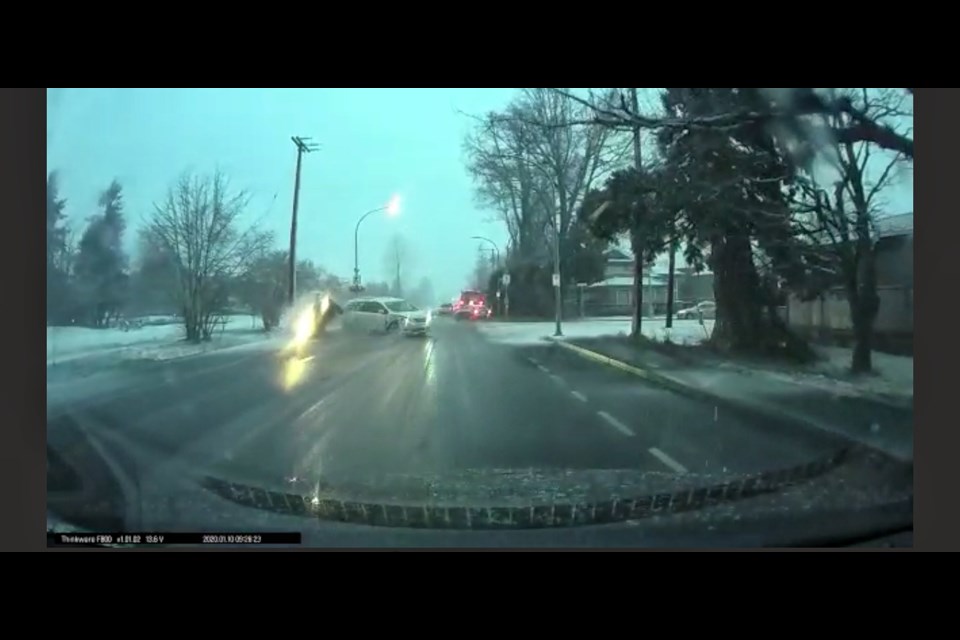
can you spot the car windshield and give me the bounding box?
[384,300,418,312]
[46,88,913,549]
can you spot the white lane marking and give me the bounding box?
[549,373,565,386]
[596,411,635,437]
[536,363,550,374]
[528,357,540,366]
[570,390,588,403]
[649,447,689,474]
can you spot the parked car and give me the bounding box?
[435,303,454,316]
[342,297,431,336]
[676,300,716,320]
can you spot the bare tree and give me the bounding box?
[465,89,630,268]
[383,233,413,297]
[790,88,910,373]
[409,276,436,308]
[513,89,630,261]
[145,170,273,342]
[464,108,551,263]
[472,245,494,291]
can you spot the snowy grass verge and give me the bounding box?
[475,317,714,346]
[47,315,268,366]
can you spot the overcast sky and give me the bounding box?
[46,88,517,303]
[46,88,912,301]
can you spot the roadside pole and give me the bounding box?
[502,272,511,319]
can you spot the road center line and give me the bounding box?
[596,411,635,437]
[649,447,689,474]
[549,373,565,386]
[570,390,588,403]
[536,363,550,374]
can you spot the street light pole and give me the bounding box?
[289,136,319,305]
[352,196,401,292]
[470,235,502,316]
[353,207,383,292]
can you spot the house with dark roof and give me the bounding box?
[575,247,714,317]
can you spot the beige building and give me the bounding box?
[785,212,913,354]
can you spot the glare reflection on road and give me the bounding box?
[281,355,315,391]
[423,339,437,387]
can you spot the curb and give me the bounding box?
[549,339,726,405]
[48,336,286,368]
[716,361,913,412]
[46,344,140,367]
[547,338,912,464]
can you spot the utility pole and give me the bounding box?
[666,233,677,328]
[553,210,563,337]
[289,136,319,305]
[629,88,644,340]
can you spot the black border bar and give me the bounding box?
[47,531,302,547]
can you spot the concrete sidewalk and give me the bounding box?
[552,336,913,463]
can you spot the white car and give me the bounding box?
[341,297,431,336]
[676,300,716,320]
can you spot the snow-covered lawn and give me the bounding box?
[46,315,274,366]
[476,317,715,346]
[477,317,911,406]
[117,331,287,362]
[737,345,913,405]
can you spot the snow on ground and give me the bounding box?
[476,317,715,346]
[478,317,911,404]
[47,323,186,365]
[740,345,913,403]
[46,315,273,366]
[118,331,287,362]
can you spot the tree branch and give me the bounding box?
[515,88,915,160]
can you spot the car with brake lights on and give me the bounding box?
[453,290,491,321]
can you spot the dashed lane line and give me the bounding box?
[648,447,689,474]
[596,410,635,437]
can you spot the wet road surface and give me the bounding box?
[47,318,852,530]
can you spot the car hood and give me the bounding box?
[201,446,904,529]
[48,434,911,547]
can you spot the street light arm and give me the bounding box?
[470,235,501,265]
[353,206,387,288]
[357,206,386,236]
[353,207,386,270]
[471,235,505,318]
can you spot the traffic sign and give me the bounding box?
[552,273,560,287]
[502,273,511,285]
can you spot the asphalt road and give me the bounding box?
[47,318,851,528]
